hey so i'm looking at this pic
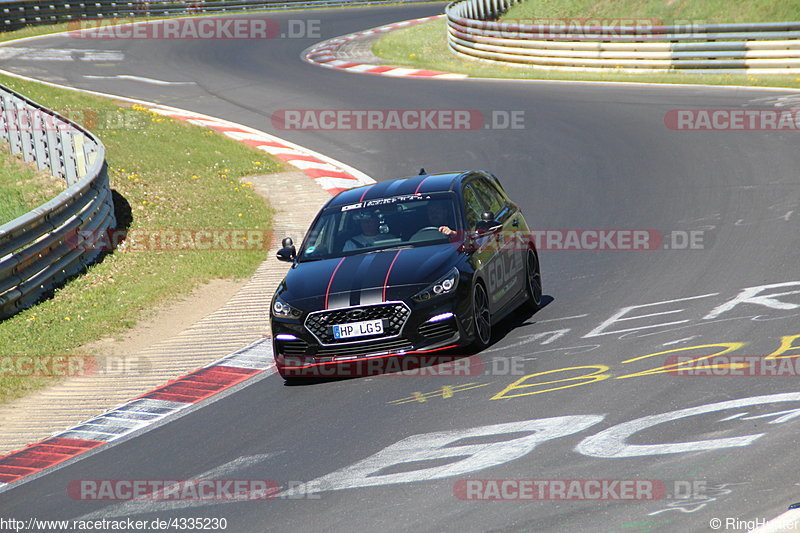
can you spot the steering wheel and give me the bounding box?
[411,226,444,240]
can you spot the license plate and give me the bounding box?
[333,319,384,339]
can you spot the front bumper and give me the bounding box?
[271,297,469,378]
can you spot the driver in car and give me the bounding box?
[343,210,396,251]
[426,201,456,237]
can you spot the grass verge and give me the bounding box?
[0,144,66,225]
[372,18,800,89]
[0,74,280,404]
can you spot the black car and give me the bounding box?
[270,170,541,379]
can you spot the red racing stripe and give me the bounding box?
[414,175,431,194]
[359,185,374,202]
[325,258,346,309]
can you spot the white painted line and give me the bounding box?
[381,68,420,77]
[345,64,382,73]
[221,131,277,143]
[83,74,196,86]
[434,73,469,80]
[185,118,226,127]
[537,314,589,323]
[0,47,123,61]
[255,146,309,157]
[751,509,800,533]
[287,160,341,172]
[315,177,363,190]
[116,398,191,413]
[663,335,700,346]
[325,59,354,67]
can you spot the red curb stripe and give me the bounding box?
[203,125,245,133]
[408,70,451,77]
[0,438,104,483]
[141,366,260,404]
[326,188,348,195]
[301,168,357,180]
[241,140,287,148]
[273,153,325,163]
[332,62,361,69]
[366,66,396,74]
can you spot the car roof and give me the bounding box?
[326,171,481,208]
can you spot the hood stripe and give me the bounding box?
[383,249,403,302]
[324,257,346,310]
[414,175,431,194]
[359,185,373,202]
[350,254,376,307]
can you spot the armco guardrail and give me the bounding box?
[446,0,800,73]
[0,84,115,320]
[1,0,439,31]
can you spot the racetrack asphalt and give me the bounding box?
[1,4,800,532]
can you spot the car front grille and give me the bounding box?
[305,302,411,344]
[317,338,414,358]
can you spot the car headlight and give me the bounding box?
[412,268,459,303]
[272,297,302,319]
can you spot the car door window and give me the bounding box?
[463,184,485,229]
[472,178,507,219]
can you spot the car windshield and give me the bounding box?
[297,192,461,262]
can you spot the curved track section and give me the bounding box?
[2,5,800,532]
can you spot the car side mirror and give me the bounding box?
[474,211,502,234]
[277,237,296,262]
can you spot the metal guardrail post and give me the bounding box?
[60,126,78,186]
[5,99,21,156]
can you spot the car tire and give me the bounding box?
[470,281,492,351]
[523,249,542,312]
